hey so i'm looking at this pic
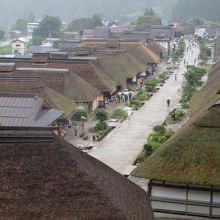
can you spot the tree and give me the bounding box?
[190,17,204,25]
[132,8,162,25]
[72,108,88,121]
[95,109,108,122]
[12,19,27,34]
[0,30,5,40]
[33,15,62,38]
[88,14,102,29]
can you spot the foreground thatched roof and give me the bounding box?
[132,64,220,187]
[0,127,153,220]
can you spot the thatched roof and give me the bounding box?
[93,49,148,89]
[146,40,166,54]
[120,42,160,64]
[0,127,153,220]
[39,87,77,118]
[80,40,160,64]
[64,72,100,102]
[190,62,220,116]
[0,63,16,72]
[0,73,76,119]
[132,64,220,187]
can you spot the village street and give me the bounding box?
[89,39,201,174]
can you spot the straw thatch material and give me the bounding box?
[32,53,49,63]
[0,63,16,72]
[132,64,220,187]
[0,127,154,220]
[80,40,160,64]
[146,40,166,55]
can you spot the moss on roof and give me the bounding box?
[41,87,77,118]
[132,64,220,187]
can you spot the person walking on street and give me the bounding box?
[167,97,171,108]
[174,74,177,81]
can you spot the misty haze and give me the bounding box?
[0,0,220,219]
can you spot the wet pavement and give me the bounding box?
[89,40,201,174]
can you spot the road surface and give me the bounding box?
[89,40,200,174]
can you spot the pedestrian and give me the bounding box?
[129,92,132,100]
[174,74,177,81]
[167,97,171,107]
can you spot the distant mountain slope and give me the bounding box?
[173,0,220,23]
[0,0,175,29]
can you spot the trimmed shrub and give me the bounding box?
[95,109,108,121]
[129,100,142,110]
[153,125,166,134]
[145,78,159,92]
[175,109,186,120]
[94,121,108,132]
[72,108,88,121]
[132,89,148,101]
[112,107,128,118]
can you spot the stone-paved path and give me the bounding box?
[89,40,200,174]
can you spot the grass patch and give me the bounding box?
[0,45,12,54]
[112,107,128,118]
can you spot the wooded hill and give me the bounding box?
[173,0,220,23]
[0,0,175,29]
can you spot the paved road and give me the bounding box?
[89,40,200,174]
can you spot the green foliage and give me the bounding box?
[145,78,160,92]
[132,89,148,101]
[0,46,12,54]
[137,125,174,163]
[182,102,190,109]
[197,39,212,62]
[33,15,62,38]
[173,0,220,23]
[112,108,127,118]
[12,19,27,33]
[94,121,108,132]
[181,65,207,103]
[153,125,166,134]
[95,109,108,121]
[87,14,102,29]
[132,8,162,25]
[129,100,142,110]
[158,72,169,83]
[72,108,88,121]
[0,30,5,40]
[181,82,197,102]
[173,39,185,60]
[190,17,204,25]
[30,36,45,45]
[127,84,136,91]
[175,109,186,120]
